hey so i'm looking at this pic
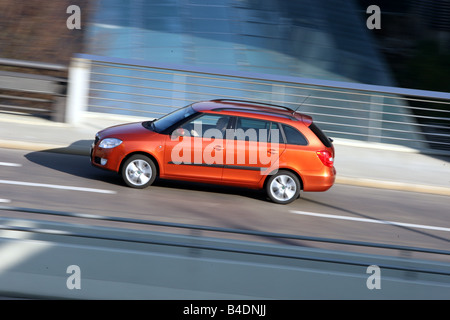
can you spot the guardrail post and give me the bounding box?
[65,57,91,124]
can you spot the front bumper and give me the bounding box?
[90,142,124,173]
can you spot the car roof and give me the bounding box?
[191,99,312,124]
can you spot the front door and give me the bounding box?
[163,114,232,182]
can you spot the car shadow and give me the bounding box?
[24,140,124,186]
[152,178,268,201]
[24,140,269,202]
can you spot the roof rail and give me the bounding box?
[211,99,294,113]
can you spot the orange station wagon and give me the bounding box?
[91,99,336,204]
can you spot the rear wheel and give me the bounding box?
[266,170,300,204]
[121,154,156,188]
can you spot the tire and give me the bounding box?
[266,170,300,204]
[121,154,157,189]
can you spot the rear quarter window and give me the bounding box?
[281,124,308,146]
[309,123,332,148]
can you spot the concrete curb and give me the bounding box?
[1,139,449,196]
[335,176,450,197]
[333,138,450,157]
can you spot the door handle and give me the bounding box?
[214,145,224,151]
[268,148,278,154]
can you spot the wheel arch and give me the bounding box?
[263,167,304,191]
[119,151,160,177]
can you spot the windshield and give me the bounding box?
[148,105,196,133]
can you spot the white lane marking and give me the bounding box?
[290,210,450,233]
[0,162,22,167]
[0,179,116,194]
[0,199,11,203]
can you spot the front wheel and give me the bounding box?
[121,154,157,189]
[266,170,300,204]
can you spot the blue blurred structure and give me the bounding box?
[74,0,449,151]
[84,0,394,85]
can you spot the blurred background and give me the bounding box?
[0,1,449,300]
[0,0,449,150]
[1,0,449,88]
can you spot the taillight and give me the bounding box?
[316,150,334,167]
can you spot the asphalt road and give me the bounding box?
[0,147,449,261]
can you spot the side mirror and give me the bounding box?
[171,128,186,139]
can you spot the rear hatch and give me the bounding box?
[309,122,335,167]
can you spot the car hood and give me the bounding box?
[97,122,154,139]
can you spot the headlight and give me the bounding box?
[99,138,123,149]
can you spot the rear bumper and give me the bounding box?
[301,166,336,191]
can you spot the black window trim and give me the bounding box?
[279,123,309,146]
[218,116,311,146]
[309,122,332,148]
[270,122,286,144]
[167,113,310,147]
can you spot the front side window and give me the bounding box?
[177,114,232,138]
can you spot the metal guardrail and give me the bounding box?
[0,58,68,72]
[68,53,450,154]
[0,58,68,121]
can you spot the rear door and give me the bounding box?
[222,117,285,186]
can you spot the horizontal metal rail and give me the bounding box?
[0,57,68,72]
[71,54,450,153]
[89,76,450,119]
[88,66,450,110]
[88,76,449,117]
[0,58,68,121]
[77,54,450,99]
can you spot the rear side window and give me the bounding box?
[235,117,271,142]
[281,124,308,146]
[309,123,332,148]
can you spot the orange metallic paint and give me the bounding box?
[91,100,336,195]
